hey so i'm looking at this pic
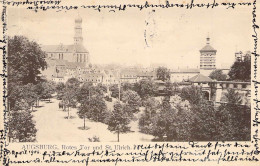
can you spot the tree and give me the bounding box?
[78,95,108,126]
[41,81,56,102]
[169,95,193,141]
[209,69,227,81]
[180,85,204,105]
[190,100,219,141]
[139,97,160,134]
[156,67,170,81]
[9,110,37,142]
[217,89,250,141]
[109,84,120,99]
[7,36,47,143]
[56,82,65,100]
[228,58,251,81]
[77,82,93,103]
[164,81,173,96]
[8,36,47,85]
[121,90,141,113]
[63,78,80,118]
[8,84,37,111]
[34,82,45,107]
[122,82,134,91]
[150,101,177,141]
[66,78,80,89]
[107,102,131,142]
[77,82,105,104]
[133,79,156,99]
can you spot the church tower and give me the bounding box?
[74,15,83,45]
[199,36,217,76]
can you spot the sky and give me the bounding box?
[7,6,252,69]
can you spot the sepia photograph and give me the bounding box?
[6,7,251,143]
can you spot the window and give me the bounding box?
[234,84,238,88]
[242,84,247,88]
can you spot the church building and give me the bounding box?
[42,15,90,66]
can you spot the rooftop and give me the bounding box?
[170,68,200,73]
[41,44,88,53]
[200,44,217,52]
[189,73,213,83]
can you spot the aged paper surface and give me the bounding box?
[0,0,260,165]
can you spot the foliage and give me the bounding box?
[77,82,93,103]
[96,83,107,93]
[164,81,174,96]
[150,101,177,141]
[209,69,227,81]
[78,95,108,123]
[66,78,81,89]
[190,100,219,141]
[133,79,156,99]
[9,110,37,142]
[8,36,47,85]
[9,84,37,110]
[56,82,65,100]
[41,81,56,100]
[139,97,160,134]
[77,82,105,104]
[121,90,141,113]
[62,78,81,118]
[121,83,134,91]
[156,67,170,81]
[216,89,250,141]
[180,85,204,105]
[107,102,131,142]
[7,36,48,142]
[228,58,251,81]
[109,84,120,99]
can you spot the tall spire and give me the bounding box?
[74,14,83,45]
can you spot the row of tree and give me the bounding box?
[139,86,250,141]
[58,77,250,142]
[156,59,251,82]
[56,78,138,142]
[8,36,56,142]
[209,56,251,81]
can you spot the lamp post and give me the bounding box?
[118,80,121,101]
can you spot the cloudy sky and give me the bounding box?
[7,6,252,68]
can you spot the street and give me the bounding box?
[32,98,154,142]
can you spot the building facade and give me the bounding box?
[170,68,200,82]
[42,15,90,67]
[200,36,217,76]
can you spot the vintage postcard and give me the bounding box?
[0,0,259,165]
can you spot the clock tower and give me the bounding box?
[199,36,217,76]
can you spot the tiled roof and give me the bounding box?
[120,69,139,77]
[82,73,104,79]
[189,74,212,82]
[200,44,216,52]
[170,68,200,73]
[42,44,88,53]
[137,71,154,77]
[54,59,67,66]
[66,61,86,68]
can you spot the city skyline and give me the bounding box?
[7,7,252,68]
